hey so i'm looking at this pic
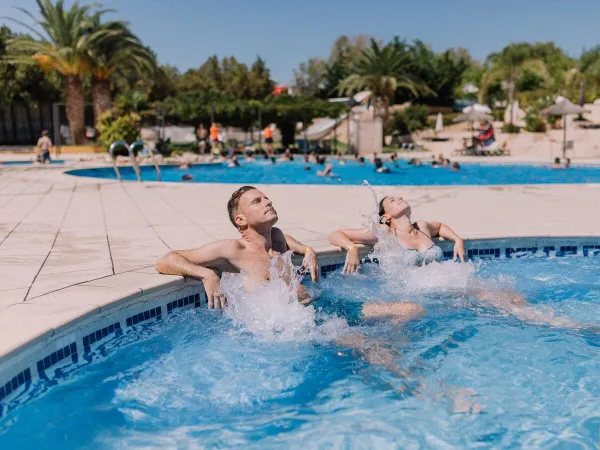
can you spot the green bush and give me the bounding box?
[155,138,172,157]
[524,112,546,132]
[492,109,505,122]
[501,123,521,134]
[389,105,430,135]
[97,111,142,151]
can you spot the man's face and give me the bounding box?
[235,189,278,230]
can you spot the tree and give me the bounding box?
[292,58,327,97]
[398,40,470,106]
[86,18,156,124]
[566,47,600,106]
[248,56,274,100]
[480,43,550,125]
[337,38,431,124]
[6,0,116,144]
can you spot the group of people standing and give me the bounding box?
[196,123,275,159]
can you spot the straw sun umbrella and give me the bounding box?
[542,99,590,158]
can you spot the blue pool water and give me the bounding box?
[1,254,599,448]
[66,160,600,185]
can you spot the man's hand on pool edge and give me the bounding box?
[203,270,227,309]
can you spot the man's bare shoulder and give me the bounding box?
[211,238,245,254]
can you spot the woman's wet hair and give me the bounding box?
[378,197,388,224]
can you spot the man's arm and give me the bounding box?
[155,240,240,308]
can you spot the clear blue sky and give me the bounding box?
[1,0,598,83]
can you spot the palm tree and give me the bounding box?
[86,18,156,123]
[5,0,112,144]
[337,38,431,124]
[566,47,600,107]
[480,43,549,126]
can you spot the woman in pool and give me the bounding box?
[329,195,465,273]
[328,195,599,331]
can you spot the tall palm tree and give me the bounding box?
[480,43,549,126]
[566,47,600,107]
[337,38,431,124]
[86,18,156,123]
[5,0,112,144]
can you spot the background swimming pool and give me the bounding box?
[1,255,599,448]
[66,160,600,185]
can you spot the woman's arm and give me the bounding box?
[328,228,379,273]
[426,221,466,262]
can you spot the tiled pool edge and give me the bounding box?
[1,235,599,407]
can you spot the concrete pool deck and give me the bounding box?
[0,164,599,360]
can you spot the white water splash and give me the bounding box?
[220,251,348,342]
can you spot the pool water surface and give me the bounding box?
[66,159,600,185]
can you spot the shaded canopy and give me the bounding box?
[454,111,494,123]
[543,99,590,116]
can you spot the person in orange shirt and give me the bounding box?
[264,125,273,157]
[210,122,220,156]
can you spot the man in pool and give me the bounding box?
[155,186,424,324]
[156,186,318,307]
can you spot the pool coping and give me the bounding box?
[1,234,599,407]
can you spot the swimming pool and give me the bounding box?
[65,160,600,185]
[1,253,599,448]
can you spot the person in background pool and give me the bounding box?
[443,159,451,168]
[329,195,466,272]
[227,155,241,168]
[374,156,390,173]
[181,173,193,181]
[317,163,334,177]
[304,164,311,171]
[452,162,461,171]
[359,156,365,166]
[552,157,561,169]
[270,156,276,164]
[564,158,571,168]
[431,160,440,168]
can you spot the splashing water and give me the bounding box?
[220,251,349,342]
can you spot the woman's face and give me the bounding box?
[382,196,411,220]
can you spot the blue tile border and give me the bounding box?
[36,342,77,377]
[0,368,31,401]
[167,293,200,314]
[125,306,162,327]
[83,322,121,353]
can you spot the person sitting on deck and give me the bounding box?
[474,120,495,149]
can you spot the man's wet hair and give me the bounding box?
[227,185,257,228]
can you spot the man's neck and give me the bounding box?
[240,225,273,252]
